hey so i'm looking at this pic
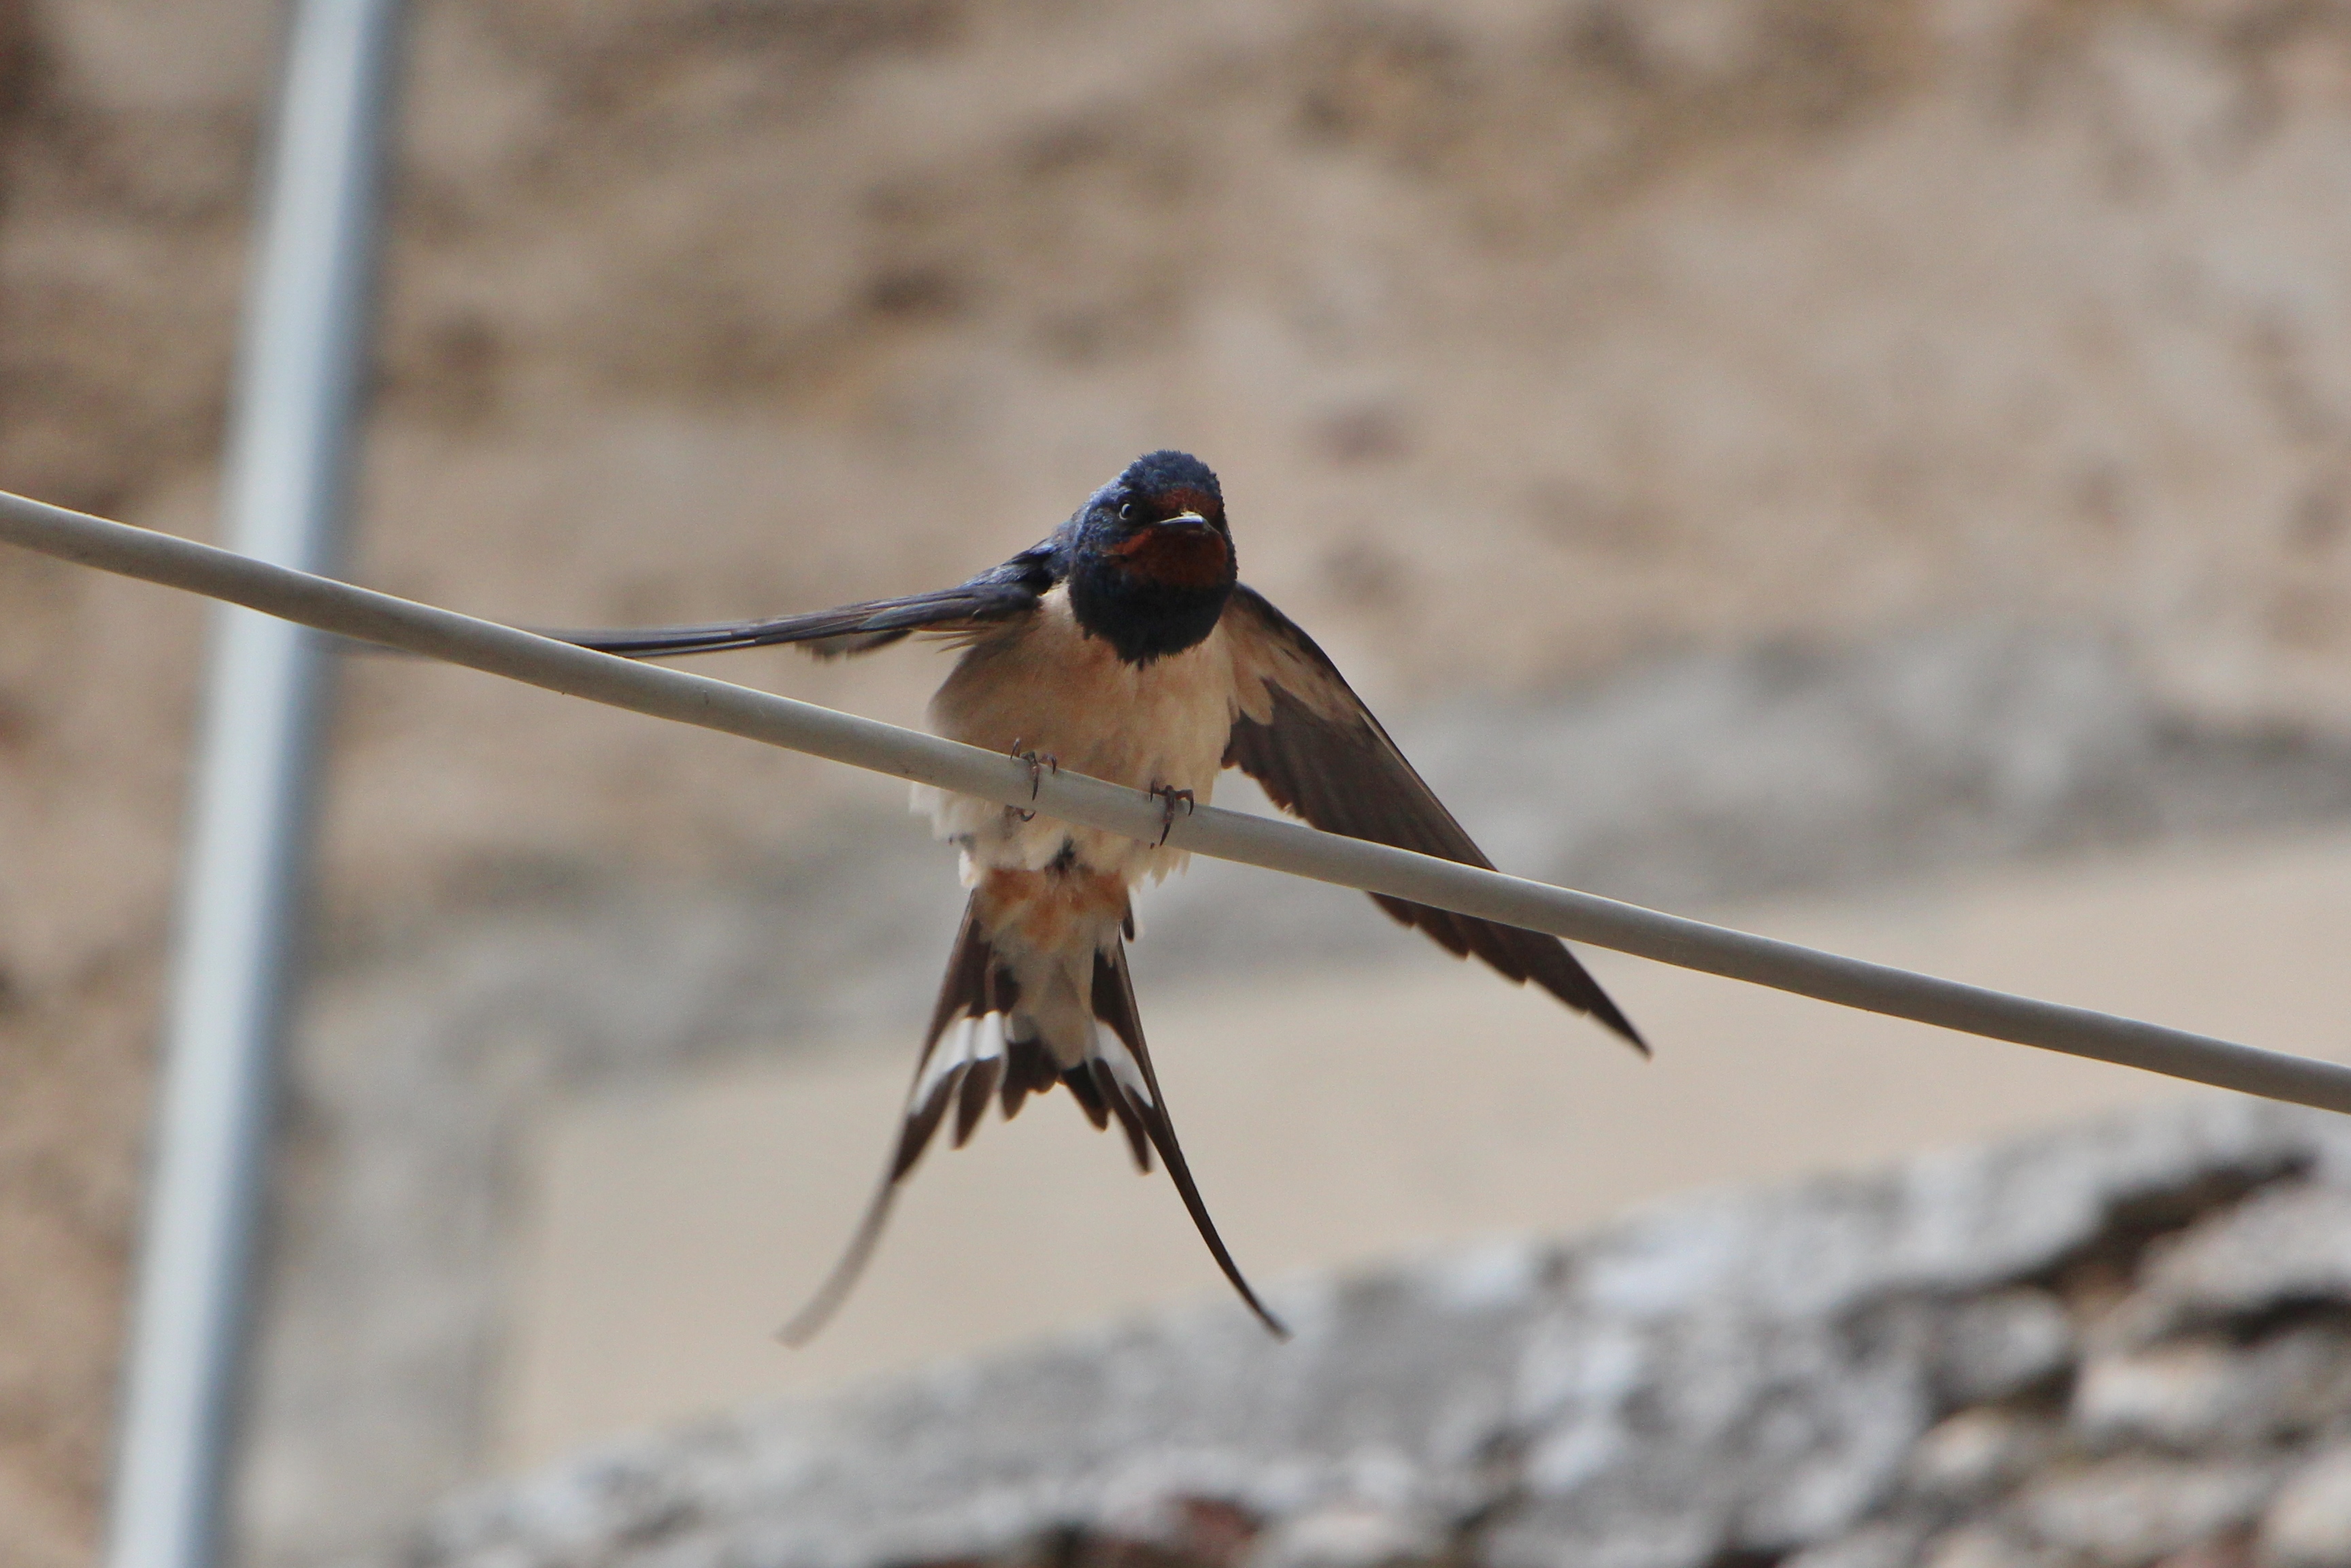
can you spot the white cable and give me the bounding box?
[7,484,2350,1116]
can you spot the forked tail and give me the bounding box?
[780,897,1284,1345]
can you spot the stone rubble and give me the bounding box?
[404,1095,2351,1568]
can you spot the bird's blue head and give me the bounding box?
[1067,450,1237,666]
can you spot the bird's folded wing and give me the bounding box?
[1220,585,1646,1052]
[545,547,1058,660]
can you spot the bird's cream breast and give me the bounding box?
[928,586,1235,790]
[916,584,1237,884]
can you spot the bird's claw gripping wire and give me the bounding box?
[1150,784,1195,847]
[1008,739,1058,822]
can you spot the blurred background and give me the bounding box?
[7,1,2351,1565]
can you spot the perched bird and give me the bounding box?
[559,450,1644,1341]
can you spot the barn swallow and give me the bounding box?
[558,450,1644,1341]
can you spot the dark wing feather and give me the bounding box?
[549,544,1060,661]
[1221,586,1646,1053]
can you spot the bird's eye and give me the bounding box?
[1118,502,1135,521]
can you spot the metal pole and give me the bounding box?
[105,3,402,1566]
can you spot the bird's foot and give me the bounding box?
[1149,784,1196,847]
[1008,740,1059,822]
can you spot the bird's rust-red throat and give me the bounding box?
[1108,515,1231,589]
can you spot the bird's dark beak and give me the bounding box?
[1156,511,1212,531]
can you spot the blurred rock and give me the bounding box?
[2156,1539,2258,1568]
[1931,1289,2076,1408]
[1246,1502,1441,1568]
[2112,1187,2351,1347]
[1907,1409,2061,1503]
[2074,1329,2351,1454]
[2015,1458,2277,1566]
[1917,1528,2063,1568]
[403,1098,2351,1568]
[1788,1522,1931,1568]
[2260,1444,2351,1568]
[2074,1341,2257,1454]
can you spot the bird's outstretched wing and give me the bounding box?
[1221,586,1646,1052]
[549,545,1060,661]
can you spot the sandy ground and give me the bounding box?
[497,825,2351,1470]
